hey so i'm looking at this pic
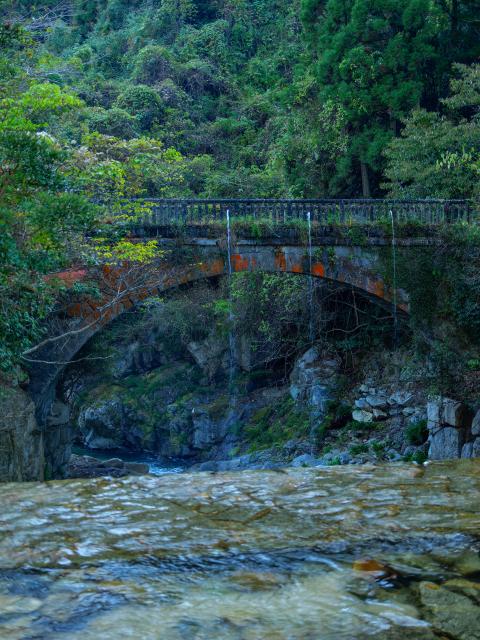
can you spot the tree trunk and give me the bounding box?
[360,162,371,198]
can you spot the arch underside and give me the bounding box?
[28,243,407,418]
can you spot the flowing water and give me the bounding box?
[1,460,479,640]
[72,447,184,477]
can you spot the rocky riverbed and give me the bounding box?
[56,334,479,478]
[0,460,479,639]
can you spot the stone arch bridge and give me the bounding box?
[24,196,473,476]
[29,200,467,418]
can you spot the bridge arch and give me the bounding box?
[28,238,408,420]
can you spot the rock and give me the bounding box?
[110,323,167,378]
[191,460,217,471]
[402,407,416,416]
[372,408,387,419]
[428,397,470,429]
[426,397,474,460]
[236,334,265,372]
[67,454,150,479]
[365,394,388,409]
[354,398,370,410]
[192,409,231,450]
[187,337,228,381]
[389,407,403,417]
[102,457,125,468]
[429,426,464,460]
[283,439,298,455]
[44,399,73,478]
[443,579,480,603]
[291,453,317,467]
[427,401,441,424]
[125,462,149,475]
[352,409,374,423]
[443,399,467,428]
[387,449,402,461]
[353,558,389,577]
[461,442,474,458]
[47,400,70,426]
[79,398,125,450]
[289,347,340,417]
[388,391,413,406]
[471,410,480,436]
[472,438,480,458]
[419,581,480,640]
[0,386,44,482]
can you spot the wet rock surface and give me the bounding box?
[67,454,150,478]
[0,386,43,482]
[427,398,478,460]
[419,580,480,639]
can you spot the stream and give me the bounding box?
[72,446,184,476]
[0,460,479,639]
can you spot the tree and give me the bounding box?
[383,63,480,199]
[301,0,480,196]
[114,85,165,132]
[85,106,139,139]
[132,45,175,86]
[76,132,188,199]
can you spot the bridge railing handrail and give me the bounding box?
[127,198,476,228]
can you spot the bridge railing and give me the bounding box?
[132,198,474,228]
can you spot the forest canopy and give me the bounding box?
[2,0,479,199]
[0,0,479,375]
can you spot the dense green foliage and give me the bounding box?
[1,0,479,377]
[0,21,175,375]
[302,0,480,195]
[2,0,478,199]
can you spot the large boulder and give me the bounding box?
[0,386,44,482]
[419,581,480,640]
[67,454,150,479]
[427,398,474,460]
[192,410,221,449]
[111,337,166,379]
[78,397,133,450]
[44,400,73,478]
[187,336,228,381]
[471,409,480,436]
[429,426,464,460]
[289,347,340,417]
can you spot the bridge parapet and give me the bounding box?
[133,198,474,229]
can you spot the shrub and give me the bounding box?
[405,419,428,445]
[349,443,369,456]
[114,85,165,131]
[133,45,175,85]
[86,106,138,138]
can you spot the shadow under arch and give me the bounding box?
[27,242,408,422]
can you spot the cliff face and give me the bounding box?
[0,386,44,482]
